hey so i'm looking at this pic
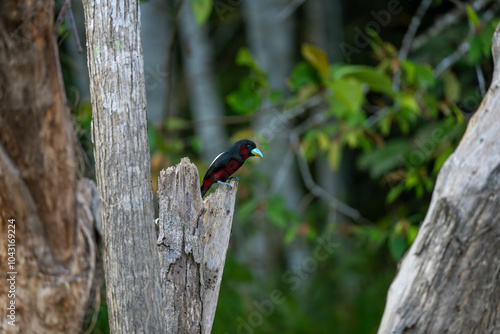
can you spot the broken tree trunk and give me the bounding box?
[156,157,238,334]
[378,23,500,334]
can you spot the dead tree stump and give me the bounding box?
[156,157,238,334]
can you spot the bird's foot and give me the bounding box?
[227,176,239,181]
[217,180,233,189]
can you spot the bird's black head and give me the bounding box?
[229,139,263,160]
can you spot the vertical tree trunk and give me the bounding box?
[82,1,165,332]
[378,23,500,334]
[156,158,239,334]
[0,1,96,332]
[244,0,300,209]
[178,1,228,161]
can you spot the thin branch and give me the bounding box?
[270,146,294,194]
[365,106,391,128]
[411,0,492,51]
[276,0,307,21]
[433,38,471,77]
[394,0,433,91]
[188,93,326,128]
[399,0,433,60]
[66,1,83,54]
[289,133,374,225]
[476,64,487,96]
[433,4,500,77]
[55,0,83,54]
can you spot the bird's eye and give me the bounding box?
[247,145,251,148]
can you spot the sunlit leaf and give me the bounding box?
[407,225,419,244]
[333,65,394,95]
[301,43,329,78]
[329,78,364,112]
[442,71,461,103]
[386,183,404,203]
[190,0,213,24]
[465,3,480,28]
[328,140,342,169]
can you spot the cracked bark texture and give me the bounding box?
[378,22,500,334]
[157,158,238,334]
[0,1,97,332]
[82,0,165,332]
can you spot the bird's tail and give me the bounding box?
[201,179,212,197]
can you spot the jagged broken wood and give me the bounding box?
[156,157,238,334]
[378,22,500,334]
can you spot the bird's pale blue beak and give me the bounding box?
[251,148,263,157]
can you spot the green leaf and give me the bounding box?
[386,183,404,204]
[442,71,461,102]
[165,117,189,130]
[288,62,320,91]
[378,115,392,136]
[190,0,213,24]
[433,146,454,173]
[226,78,261,114]
[301,43,329,79]
[401,60,416,84]
[284,225,298,244]
[332,65,394,95]
[465,4,480,28]
[358,139,413,178]
[329,78,364,112]
[415,63,435,88]
[236,47,258,69]
[269,90,283,103]
[407,225,419,244]
[328,140,342,170]
[388,233,407,260]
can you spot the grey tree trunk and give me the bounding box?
[305,0,346,223]
[178,1,228,162]
[0,1,96,332]
[141,0,172,124]
[244,0,301,209]
[83,4,239,331]
[378,22,500,334]
[82,0,165,332]
[156,158,238,334]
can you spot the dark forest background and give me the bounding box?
[59,0,499,332]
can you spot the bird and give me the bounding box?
[200,139,263,197]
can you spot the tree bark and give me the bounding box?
[156,157,239,334]
[82,0,165,332]
[0,1,96,332]
[378,22,500,334]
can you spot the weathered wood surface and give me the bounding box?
[0,1,96,332]
[82,0,165,332]
[157,157,238,334]
[378,22,500,334]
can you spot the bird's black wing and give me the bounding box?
[202,151,233,182]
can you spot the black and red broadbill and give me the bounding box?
[201,139,263,197]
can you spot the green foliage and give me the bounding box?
[226,48,270,113]
[189,0,213,24]
[468,21,498,64]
